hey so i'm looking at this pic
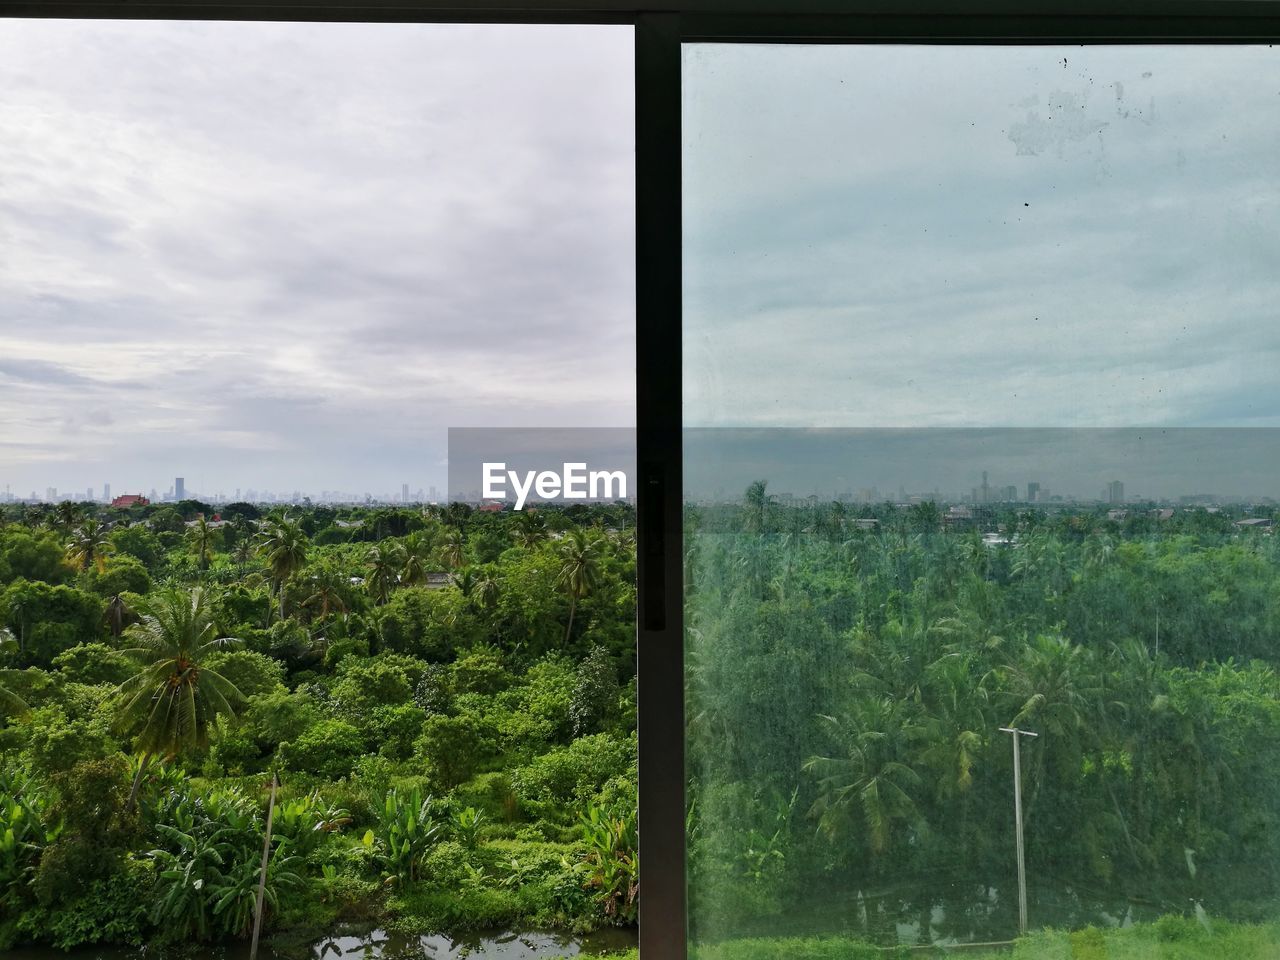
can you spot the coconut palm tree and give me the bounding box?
[300,562,351,620]
[186,516,216,572]
[0,628,30,718]
[55,500,83,534]
[556,530,602,645]
[515,510,548,549]
[66,516,113,574]
[255,515,309,620]
[365,542,405,605]
[440,529,466,570]
[804,701,927,856]
[114,587,244,807]
[400,530,435,586]
[231,537,255,579]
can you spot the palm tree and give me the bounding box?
[186,516,216,572]
[556,530,602,645]
[255,515,309,620]
[114,587,244,808]
[804,702,927,856]
[400,530,435,586]
[55,500,83,534]
[365,542,405,605]
[66,517,113,574]
[440,529,466,570]
[300,562,350,620]
[0,629,30,718]
[743,480,776,533]
[231,538,255,578]
[515,510,548,549]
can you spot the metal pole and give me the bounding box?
[1000,727,1038,935]
[250,772,279,960]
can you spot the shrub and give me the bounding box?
[452,645,511,695]
[332,659,412,718]
[511,734,634,810]
[415,714,494,790]
[243,689,320,754]
[50,642,135,687]
[282,718,364,779]
[204,649,286,700]
[570,645,620,737]
[83,556,152,599]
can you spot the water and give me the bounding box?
[4,927,639,960]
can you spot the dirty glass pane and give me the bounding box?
[683,44,1280,958]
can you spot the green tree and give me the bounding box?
[556,530,602,646]
[185,516,217,572]
[66,518,113,575]
[255,515,309,620]
[114,587,245,808]
[0,627,29,716]
[365,542,405,605]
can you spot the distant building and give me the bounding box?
[1106,480,1125,504]
[477,501,505,512]
[1236,518,1274,530]
[175,477,185,501]
[1108,509,1129,522]
[111,494,150,508]
[402,483,410,503]
[103,482,111,502]
[1027,481,1040,502]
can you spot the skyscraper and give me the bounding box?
[175,477,185,501]
[1027,481,1040,502]
[103,482,111,503]
[402,482,410,503]
[1107,480,1125,504]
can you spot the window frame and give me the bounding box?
[5,3,1280,957]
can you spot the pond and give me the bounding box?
[5,927,639,960]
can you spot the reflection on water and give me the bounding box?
[309,928,636,960]
[4,927,639,960]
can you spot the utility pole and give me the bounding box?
[250,772,279,960]
[1000,726,1039,935]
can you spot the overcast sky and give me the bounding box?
[684,43,1280,433]
[0,21,634,501]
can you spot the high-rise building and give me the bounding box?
[402,482,410,503]
[103,482,111,503]
[1027,481,1040,502]
[1107,480,1125,504]
[87,487,94,501]
[175,477,185,501]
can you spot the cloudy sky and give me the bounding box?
[684,43,1280,432]
[0,21,634,501]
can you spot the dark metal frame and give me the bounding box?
[5,2,1280,957]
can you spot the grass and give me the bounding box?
[566,916,1280,960]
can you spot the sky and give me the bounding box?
[0,21,635,501]
[683,43,1280,432]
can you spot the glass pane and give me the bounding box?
[683,43,1280,958]
[0,20,638,958]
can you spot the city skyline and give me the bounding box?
[0,21,635,495]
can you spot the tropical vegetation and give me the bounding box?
[0,497,637,953]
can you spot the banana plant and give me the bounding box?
[375,786,444,884]
[579,801,639,924]
[0,772,59,914]
[450,805,487,850]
